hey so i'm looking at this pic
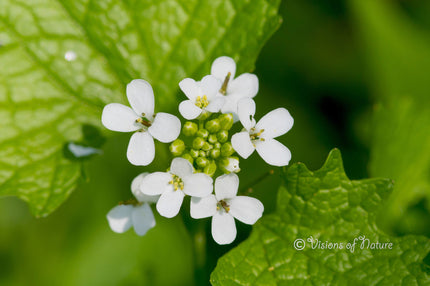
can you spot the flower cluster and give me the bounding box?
[103,56,294,244]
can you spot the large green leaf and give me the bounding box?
[351,0,430,229]
[211,149,430,285]
[0,0,281,217]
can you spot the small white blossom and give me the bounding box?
[140,158,213,218]
[190,173,264,245]
[178,75,224,119]
[210,56,259,121]
[107,173,159,236]
[102,79,181,166]
[231,98,293,166]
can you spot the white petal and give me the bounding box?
[224,158,240,173]
[215,173,239,201]
[102,103,140,132]
[237,98,256,131]
[131,203,156,236]
[179,78,199,101]
[231,131,255,159]
[179,100,202,120]
[227,73,259,98]
[255,139,292,166]
[126,132,155,166]
[183,173,213,197]
[140,172,173,196]
[170,157,194,178]
[190,195,218,219]
[131,172,159,203]
[229,196,264,225]
[126,79,155,118]
[200,75,222,99]
[211,56,236,80]
[156,189,185,218]
[211,211,236,245]
[148,112,181,143]
[205,96,225,113]
[106,205,133,233]
[256,108,294,139]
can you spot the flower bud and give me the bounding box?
[190,149,199,158]
[182,121,198,136]
[219,113,234,130]
[219,157,240,173]
[169,139,185,156]
[205,119,220,133]
[220,142,235,157]
[214,142,221,149]
[209,148,220,159]
[197,129,209,139]
[216,130,228,143]
[204,160,217,177]
[199,150,207,157]
[181,153,194,164]
[193,137,205,150]
[208,134,217,144]
[202,142,213,151]
[196,157,209,168]
[198,111,211,121]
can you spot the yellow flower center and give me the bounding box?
[169,175,184,191]
[216,200,230,213]
[195,95,209,108]
[249,127,265,141]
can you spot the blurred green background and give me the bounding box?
[1,0,430,285]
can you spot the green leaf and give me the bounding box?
[211,149,430,285]
[351,0,430,229]
[0,0,281,217]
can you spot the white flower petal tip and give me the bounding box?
[101,103,140,132]
[237,98,256,131]
[183,173,213,197]
[179,100,202,120]
[132,204,156,236]
[212,211,237,245]
[126,79,155,119]
[127,132,155,166]
[170,157,194,178]
[231,131,255,159]
[229,196,264,225]
[131,173,160,203]
[211,56,237,80]
[215,173,239,201]
[156,188,185,218]
[107,205,133,233]
[190,195,217,219]
[256,108,294,139]
[149,112,181,143]
[255,139,292,166]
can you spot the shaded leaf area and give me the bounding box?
[211,149,430,285]
[0,0,281,216]
[351,0,430,232]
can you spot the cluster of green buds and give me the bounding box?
[169,113,240,177]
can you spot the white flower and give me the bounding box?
[107,173,159,236]
[190,173,264,245]
[210,56,259,121]
[231,98,294,166]
[102,79,181,166]
[224,158,240,173]
[178,75,224,119]
[140,157,213,218]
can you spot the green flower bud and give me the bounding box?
[202,142,213,151]
[181,153,193,164]
[199,150,206,157]
[208,134,217,144]
[214,142,221,149]
[205,119,221,133]
[196,157,209,168]
[196,128,209,139]
[169,139,185,156]
[221,142,235,157]
[204,160,217,177]
[219,113,234,130]
[209,148,220,159]
[217,130,228,143]
[182,121,198,136]
[198,111,211,121]
[190,149,199,158]
[193,137,205,150]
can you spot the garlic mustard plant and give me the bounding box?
[103,56,294,245]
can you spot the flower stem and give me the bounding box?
[239,169,274,195]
